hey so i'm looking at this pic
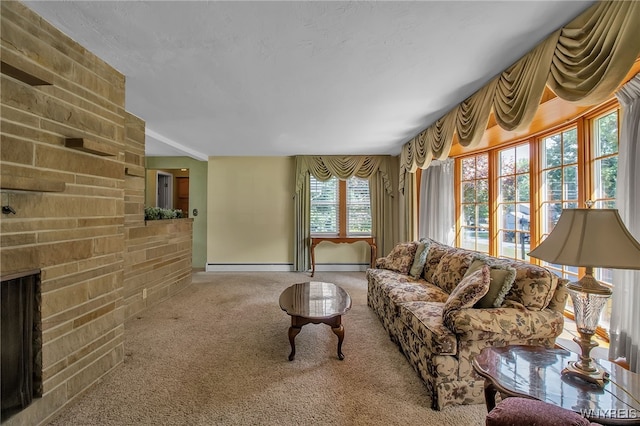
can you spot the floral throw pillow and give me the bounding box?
[442,265,490,326]
[463,258,517,308]
[375,242,419,275]
[422,242,453,283]
[432,250,477,294]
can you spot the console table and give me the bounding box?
[309,237,376,277]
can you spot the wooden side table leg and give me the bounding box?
[310,241,316,277]
[288,326,301,361]
[331,323,345,360]
[370,242,377,268]
[484,380,498,412]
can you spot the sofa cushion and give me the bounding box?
[409,240,431,279]
[397,301,457,355]
[367,268,416,291]
[464,258,517,308]
[432,250,477,294]
[443,303,565,339]
[501,260,559,311]
[422,241,454,283]
[375,241,418,275]
[442,265,490,325]
[387,282,449,305]
[368,269,449,304]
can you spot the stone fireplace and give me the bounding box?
[1,270,43,421]
[1,3,193,425]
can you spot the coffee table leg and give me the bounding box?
[288,326,301,361]
[484,380,497,412]
[331,324,345,360]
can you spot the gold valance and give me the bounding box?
[295,155,393,195]
[399,0,640,192]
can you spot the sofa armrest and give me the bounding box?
[545,277,568,314]
[444,305,564,341]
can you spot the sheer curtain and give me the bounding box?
[609,74,640,372]
[418,159,454,245]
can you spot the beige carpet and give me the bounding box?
[47,271,487,425]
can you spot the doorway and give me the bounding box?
[176,177,189,216]
[156,171,173,209]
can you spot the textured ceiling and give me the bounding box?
[25,1,596,160]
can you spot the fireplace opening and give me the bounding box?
[1,269,43,421]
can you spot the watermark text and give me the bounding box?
[580,408,638,419]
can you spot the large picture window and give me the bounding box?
[310,175,371,237]
[453,103,620,340]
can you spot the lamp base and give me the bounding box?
[562,361,610,388]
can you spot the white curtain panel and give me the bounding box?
[609,74,640,372]
[418,159,455,246]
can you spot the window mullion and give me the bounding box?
[577,115,590,207]
[339,179,347,237]
[454,160,462,247]
[488,148,498,257]
[530,138,541,259]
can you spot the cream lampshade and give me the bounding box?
[528,207,640,387]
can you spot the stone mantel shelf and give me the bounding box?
[0,173,66,193]
[125,165,145,177]
[1,59,52,86]
[65,138,119,157]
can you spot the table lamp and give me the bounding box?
[528,205,640,388]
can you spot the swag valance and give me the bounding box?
[399,0,640,192]
[295,155,393,196]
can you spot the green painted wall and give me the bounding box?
[146,156,208,268]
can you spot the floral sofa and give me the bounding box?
[366,238,568,410]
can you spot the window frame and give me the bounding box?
[457,153,490,253]
[496,142,531,262]
[452,99,621,342]
[310,175,372,238]
[537,125,581,282]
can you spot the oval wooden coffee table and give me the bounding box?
[279,281,352,361]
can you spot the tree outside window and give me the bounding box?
[460,154,489,253]
[498,144,530,261]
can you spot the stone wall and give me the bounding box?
[124,219,193,319]
[0,2,192,424]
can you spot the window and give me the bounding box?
[452,103,621,340]
[591,110,619,332]
[459,153,489,253]
[346,177,372,235]
[592,111,618,210]
[540,127,579,281]
[310,175,371,237]
[497,144,530,261]
[310,176,339,234]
